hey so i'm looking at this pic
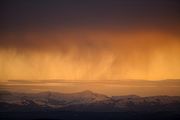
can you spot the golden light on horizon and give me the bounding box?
[0,29,180,81]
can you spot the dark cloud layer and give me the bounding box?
[0,0,179,50]
[0,0,180,50]
[0,0,180,31]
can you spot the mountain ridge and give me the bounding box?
[0,90,180,112]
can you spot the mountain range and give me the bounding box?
[0,90,180,113]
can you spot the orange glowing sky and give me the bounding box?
[0,0,180,95]
[0,29,180,81]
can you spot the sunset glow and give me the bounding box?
[0,30,180,80]
[0,0,180,96]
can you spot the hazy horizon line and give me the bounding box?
[1,79,180,96]
[1,89,180,97]
[1,79,180,84]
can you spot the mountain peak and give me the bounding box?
[80,90,94,94]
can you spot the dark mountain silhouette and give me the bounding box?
[0,90,180,120]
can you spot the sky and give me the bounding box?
[0,0,180,95]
